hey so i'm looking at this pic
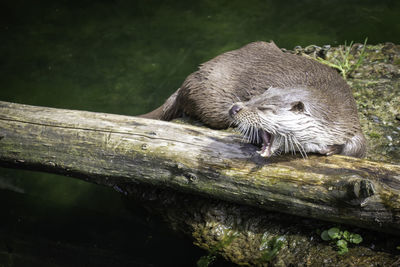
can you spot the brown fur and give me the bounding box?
[140,41,366,157]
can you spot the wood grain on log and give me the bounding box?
[0,101,399,235]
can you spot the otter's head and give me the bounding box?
[229,87,335,157]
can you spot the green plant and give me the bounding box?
[316,38,368,79]
[196,231,238,267]
[197,254,217,267]
[321,227,363,255]
[258,236,285,262]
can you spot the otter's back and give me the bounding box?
[177,41,359,130]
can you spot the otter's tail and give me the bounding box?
[139,88,182,121]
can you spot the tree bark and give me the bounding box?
[0,100,399,235]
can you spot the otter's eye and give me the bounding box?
[257,106,272,112]
[290,101,304,113]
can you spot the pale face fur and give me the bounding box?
[231,87,366,157]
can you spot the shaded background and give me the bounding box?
[0,0,399,266]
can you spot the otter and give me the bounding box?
[141,41,366,158]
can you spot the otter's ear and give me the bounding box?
[290,101,304,113]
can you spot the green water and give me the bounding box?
[0,0,399,266]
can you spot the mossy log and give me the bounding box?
[0,101,399,235]
[126,185,399,266]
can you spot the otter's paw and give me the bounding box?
[320,145,344,156]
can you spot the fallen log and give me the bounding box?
[126,185,399,266]
[0,101,399,235]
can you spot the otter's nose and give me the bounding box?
[229,104,242,117]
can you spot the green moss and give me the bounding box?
[196,230,238,267]
[315,38,368,79]
[368,132,382,138]
[258,234,286,263]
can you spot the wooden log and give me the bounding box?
[0,101,399,235]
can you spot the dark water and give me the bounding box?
[0,0,399,266]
